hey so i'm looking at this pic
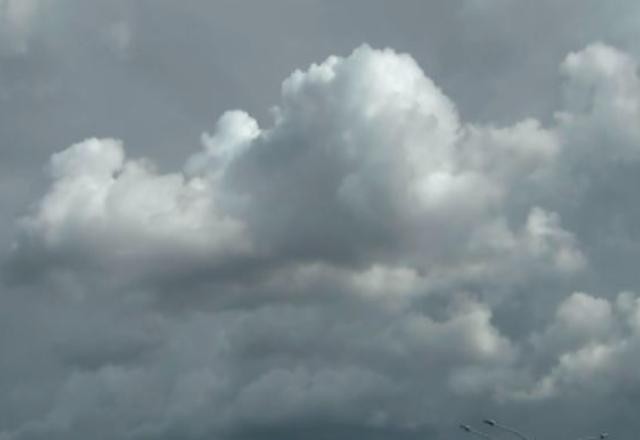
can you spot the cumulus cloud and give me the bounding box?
[15,45,582,288]
[515,290,640,400]
[4,40,640,440]
[13,137,250,285]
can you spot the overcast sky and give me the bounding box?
[2,1,640,439]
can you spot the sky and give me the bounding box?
[1,1,640,439]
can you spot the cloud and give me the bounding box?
[104,20,132,57]
[13,137,250,285]
[3,41,640,440]
[15,46,581,286]
[0,0,47,54]
[514,290,640,400]
[558,42,640,157]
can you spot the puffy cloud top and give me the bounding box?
[4,41,640,440]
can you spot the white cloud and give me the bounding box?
[16,45,582,290]
[17,137,250,279]
[558,43,640,160]
[6,41,640,439]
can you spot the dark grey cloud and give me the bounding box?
[2,2,640,440]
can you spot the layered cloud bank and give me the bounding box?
[4,42,640,439]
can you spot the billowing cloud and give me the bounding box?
[14,46,583,287]
[518,290,640,400]
[3,37,640,440]
[14,136,250,283]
